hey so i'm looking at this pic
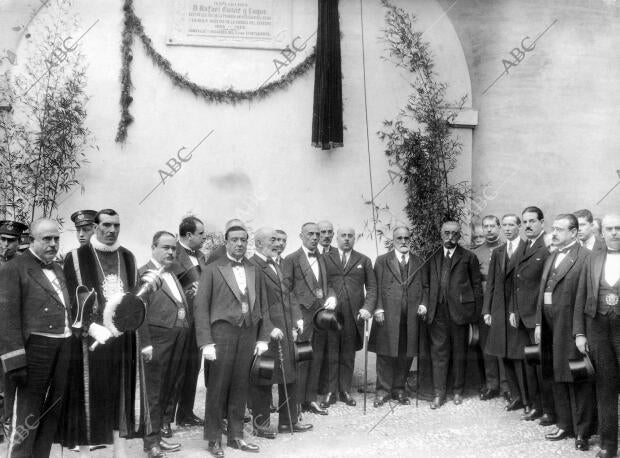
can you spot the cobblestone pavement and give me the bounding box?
[44,390,603,458]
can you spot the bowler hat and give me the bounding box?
[251,353,275,381]
[524,344,541,365]
[568,352,595,382]
[468,323,479,347]
[294,341,313,362]
[313,307,342,332]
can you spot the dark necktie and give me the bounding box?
[267,258,283,280]
[341,252,347,269]
[400,254,407,279]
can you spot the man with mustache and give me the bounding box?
[425,221,483,409]
[70,210,97,248]
[473,215,504,401]
[575,214,620,458]
[317,221,336,256]
[323,227,377,407]
[139,231,189,457]
[535,214,593,449]
[283,222,336,415]
[249,227,313,437]
[369,226,427,406]
[511,206,555,424]
[168,216,207,434]
[0,219,72,458]
[60,209,142,457]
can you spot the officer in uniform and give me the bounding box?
[0,221,28,266]
[70,210,97,247]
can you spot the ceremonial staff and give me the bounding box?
[277,341,295,434]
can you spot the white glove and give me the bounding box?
[202,344,216,361]
[297,319,304,334]
[358,309,371,320]
[88,323,113,345]
[141,346,153,362]
[255,341,268,355]
[417,305,427,316]
[270,328,284,340]
[324,296,337,310]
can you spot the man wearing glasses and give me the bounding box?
[369,226,428,406]
[424,221,483,409]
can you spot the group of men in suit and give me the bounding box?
[2,205,620,458]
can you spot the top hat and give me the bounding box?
[524,343,541,366]
[70,210,97,228]
[313,307,342,332]
[468,323,480,347]
[0,220,28,239]
[251,352,275,381]
[569,352,595,383]
[294,341,313,362]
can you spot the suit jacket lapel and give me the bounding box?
[344,251,360,275]
[592,250,606,299]
[505,240,523,275]
[449,246,463,271]
[245,263,256,311]
[299,250,319,291]
[551,245,580,286]
[253,255,280,288]
[387,251,402,282]
[318,256,328,294]
[27,265,65,308]
[217,264,243,303]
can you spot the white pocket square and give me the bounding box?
[357,265,363,269]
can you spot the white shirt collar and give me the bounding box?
[178,240,192,252]
[302,245,318,257]
[395,250,409,262]
[254,251,268,262]
[90,234,120,252]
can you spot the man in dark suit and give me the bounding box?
[574,214,620,458]
[282,222,336,415]
[0,218,72,458]
[206,219,245,265]
[511,206,555,424]
[317,220,336,256]
[425,221,483,409]
[139,231,189,457]
[575,209,606,254]
[194,224,272,457]
[323,227,377,406]
[473,215,504,401]
[483,214,530,414]
[169,216,207,431]
[369,226,427,406]
[533,214,593,450]
[249,228,313,437]
[274,229,287,267]
[0,220,28,266]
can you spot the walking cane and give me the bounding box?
[415,319,421,408]
[363,318,369,415]
[277,341,295,434]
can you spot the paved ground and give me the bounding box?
[42,351,606,457]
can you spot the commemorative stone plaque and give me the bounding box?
[168,0,292,50]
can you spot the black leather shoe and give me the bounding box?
[146,445,166,458]
[396,393,411,405]
[430,396,445,410]
[227,439,259,453]
[161,423,173,438]
[320,393,336,409]
[505,398,523,411]
[453,394,463,405]
[278,423,313,433]
[176,414,204,427]
[308,401,328,415]
[545,428,572,441]
[207,441,224,458]
[521,408,542,421]
[480,388,499,400]
[254,428,276,439]
[502,391,512,404]
[538,413,556,426]
[575,436,589,451]
[339,391,356,406]
[159,439,180,452]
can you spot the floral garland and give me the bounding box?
[116,0,316,143]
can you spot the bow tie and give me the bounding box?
[307,251,317,258]
[231,260,244,268]
[41,261,54,270]
[185,248,197,257]
[608,250,620,255]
